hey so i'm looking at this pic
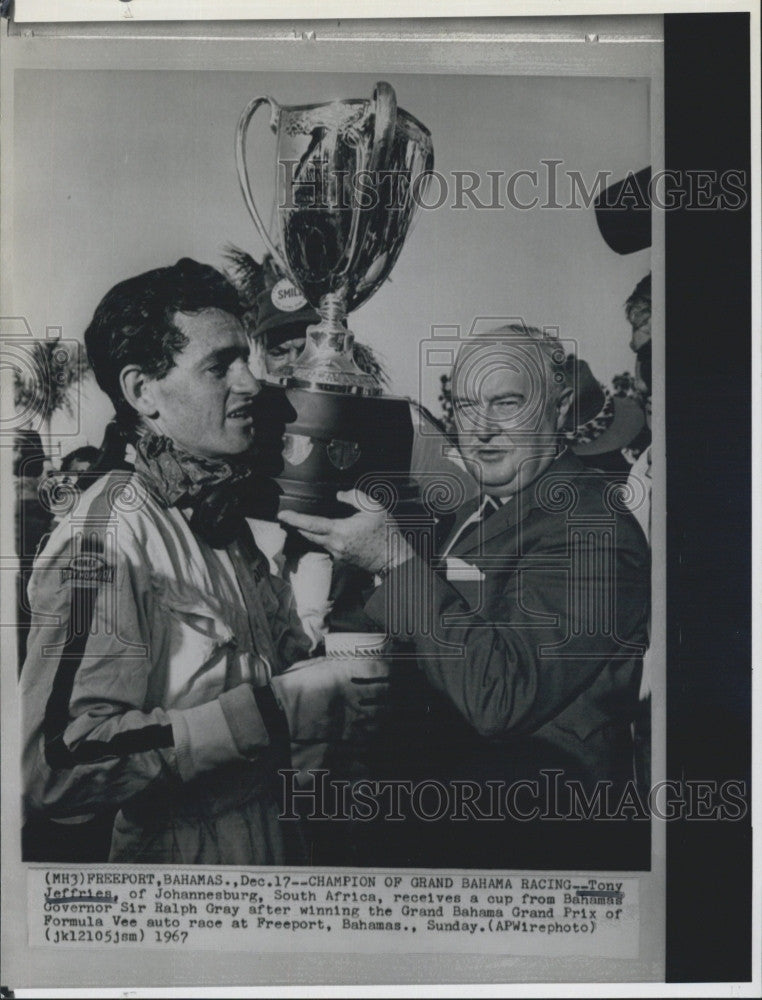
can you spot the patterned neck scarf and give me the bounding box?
[133,432,279,548]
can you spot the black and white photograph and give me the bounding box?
[0,3,755,995]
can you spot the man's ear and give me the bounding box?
[555,387,574,431]
[120,366,159,420]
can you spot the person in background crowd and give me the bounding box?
[41,445,104,530]
[281,324,651,869]
[225,248,390,390]
[20,258,388,865]
[59,445,99,488]
[624,273,652,543]
[13,429,53,667]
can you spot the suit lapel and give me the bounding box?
[440,496,481,550]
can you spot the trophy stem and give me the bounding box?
[286,291,381,394]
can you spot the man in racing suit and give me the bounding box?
[20,258,387,865]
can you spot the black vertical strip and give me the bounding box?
[665,12,751,983]
[43,583,98,769]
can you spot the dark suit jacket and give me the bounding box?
[365,450,650,810]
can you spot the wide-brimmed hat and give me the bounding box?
[595,166,651,255]
[563,355,645,456]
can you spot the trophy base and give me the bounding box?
[260,384,417,519]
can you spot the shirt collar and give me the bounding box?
[476,449,569,513]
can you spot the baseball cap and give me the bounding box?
[250,275,319,344]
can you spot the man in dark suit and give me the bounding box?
[280,324,651,869]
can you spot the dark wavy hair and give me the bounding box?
[84,257,243,435]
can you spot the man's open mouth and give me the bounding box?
[227,404,254,421]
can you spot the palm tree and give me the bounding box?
[13,335,89,440]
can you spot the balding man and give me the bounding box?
[280,324,650,868]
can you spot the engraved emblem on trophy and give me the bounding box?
[236,81,434,515]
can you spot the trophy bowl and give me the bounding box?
[236,81,434,515]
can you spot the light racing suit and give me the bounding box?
[20,468,312,864]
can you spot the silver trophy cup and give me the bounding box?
[236,81,434,514]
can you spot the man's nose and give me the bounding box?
[231,358,261,395]
[474,410,500,439]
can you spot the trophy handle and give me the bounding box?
[369,81,398,174]
[235,95,293,279]
[404,148,436,241]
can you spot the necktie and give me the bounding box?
[441,495,501,557]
